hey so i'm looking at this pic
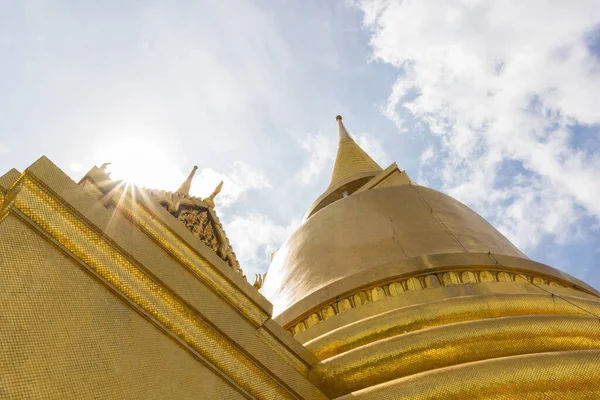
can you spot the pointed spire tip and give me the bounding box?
[176,165,199,195]
[337,115,350,141]
[327,115,383,190]
[205,180,223,208]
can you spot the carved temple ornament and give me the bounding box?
[285,268,587,336]
[145,166,243,276]
[177,209,219,252]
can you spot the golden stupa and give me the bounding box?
[1,116,599,399]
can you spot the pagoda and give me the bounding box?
[262,116,600,398]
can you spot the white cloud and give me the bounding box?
[359,0,600,251]
[420,145,434,164]
[296,133,336,185]
[191,161,271,208]
[5,1,299,180]
[354,132,389,166]
[224,213,301,277]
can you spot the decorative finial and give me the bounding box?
[100,162,111,171]
[336,115,351,140]
[253,273,266,290]
[176,165,198,196]
[204,180,223,208]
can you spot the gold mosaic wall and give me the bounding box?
[0,215,244,399]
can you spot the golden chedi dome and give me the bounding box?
[266,184,529,314]
[262,116,600,399]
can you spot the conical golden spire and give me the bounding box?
[328,115,382,190]
[176,165,198,195]
[204,181,223,208]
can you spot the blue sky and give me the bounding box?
[1,1,599,289]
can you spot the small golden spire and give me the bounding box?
[204,181,223,208]
[328,116,382,189]
[176,165,198,195]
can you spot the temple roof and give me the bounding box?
[145,166,242,274]
[79,163,243,275]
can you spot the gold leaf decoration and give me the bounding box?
[285,268,582,336]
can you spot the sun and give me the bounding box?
[96,136,186,191]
